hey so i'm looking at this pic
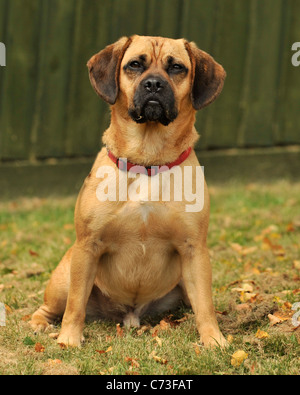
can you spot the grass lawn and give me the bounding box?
[0,180,299,375]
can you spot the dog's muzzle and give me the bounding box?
[129,74,178,126]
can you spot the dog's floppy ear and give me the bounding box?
[87,37,132,104]
[185,41,226,110]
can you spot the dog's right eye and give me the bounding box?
[129,61,142,70]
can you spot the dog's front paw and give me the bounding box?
[200,328,228,349]
[30,311,51,333]
[57,331,85,348]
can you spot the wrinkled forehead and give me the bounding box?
[121,36,191,66]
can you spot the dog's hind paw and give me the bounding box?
[123,312,140,328]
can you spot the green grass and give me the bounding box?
[0,181,299,375]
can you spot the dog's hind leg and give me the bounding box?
[30,247,72,332]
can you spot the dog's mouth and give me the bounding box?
[128,76,178,126]
[129,97,178,126]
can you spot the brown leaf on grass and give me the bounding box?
[35,342,45,352]
[253,225,279,241]
[236,303,252,312]
[255,329,269,339]
[4,304,12,314]
[268,314,284,326]
[231,350,248,367]
[159,319,170,330]
[47,359,62,365]
[286,223,295,232]
[116,323,124,337]
[58,342,67,350]
[95,350,106,355]
[29,249,39,257]
[125,357,140,368]
[262,237,285,256]
[152,336,163,347]
[136,325,151,336]
[148,350,168,365]
[99,366,115,375]
[293,260,300,270]
[151,319,171,336]
[230,243,257,256]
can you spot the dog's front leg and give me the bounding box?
[181,244,227,348]
[57,242,100,347]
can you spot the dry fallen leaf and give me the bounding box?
[116,323,124,337]
[293,260,300,270]
[268,314,283,326]
[255,329,269,339]
[148,350,168,365]
[159,319,170,330]
[136,325,151,336]
[96,350,106,355]
[230,243,257,256]
[236,303,252,312]
[192,343,201,355]
[231,350,248,367]
[125,357,140,368]
[35,342,45,352]
[105,346,113,353]
[240,291,257,303]
[262,237,285,256]
[152,336,162,347]
[47,359,62,365]
[99,366,115,375]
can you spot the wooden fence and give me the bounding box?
[0,0,300,195]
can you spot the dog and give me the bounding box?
[30,35,226,348]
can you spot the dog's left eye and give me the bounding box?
[172,64,183,70]
[168,63,186,74]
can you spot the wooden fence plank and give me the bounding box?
[199,0,251,150]
[108,0,148,39]
[276,0,300,145]
[65,0,111,157]
[0,0,9,160]
[32,0,76,159]
[237,0,282,147]
[144,0,183,38]
[0,0,41,159]
[180,0,218,151]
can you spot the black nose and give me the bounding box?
[143,76,165,93]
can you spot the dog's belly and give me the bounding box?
[95,201,182,307]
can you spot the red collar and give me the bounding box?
[107,147,192,176]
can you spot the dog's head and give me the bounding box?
[87,35,226,127]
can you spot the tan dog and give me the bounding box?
[30,35,226,348]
